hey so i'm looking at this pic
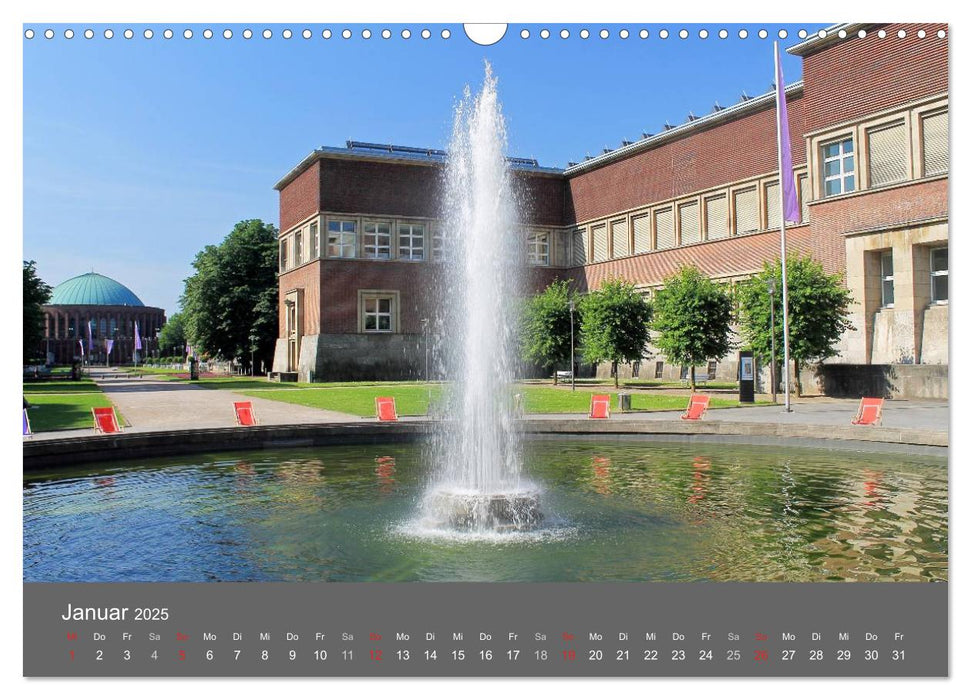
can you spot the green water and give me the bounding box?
[23,441,947,582]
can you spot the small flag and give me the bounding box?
[105,338,114,356]
[775,44,801,224]
[134,321,142,351]
[78,339,84,356]
[87,320,94,353]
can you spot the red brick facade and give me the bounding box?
[566,97,806,224]
[273,26,948,382]
[800,24,948,134]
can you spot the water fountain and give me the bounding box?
[418,64,543,534]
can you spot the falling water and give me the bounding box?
[418,64,543,533]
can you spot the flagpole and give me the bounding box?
[774,41,793,413]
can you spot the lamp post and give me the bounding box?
[767,277,777,404]
[569,300,576,392]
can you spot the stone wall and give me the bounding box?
[815,363,948,400]
[299,333,426,382]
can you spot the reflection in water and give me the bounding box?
[591,456,612,496]
[23,442,947,583]
[376,456,397,495]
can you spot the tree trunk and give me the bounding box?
[690,365,696,392]
[612,361,619,389]
[793,358,803,397]
[552,370,558,386]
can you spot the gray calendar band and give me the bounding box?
[24,582,947,677]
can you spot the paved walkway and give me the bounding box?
[29,373,357,440]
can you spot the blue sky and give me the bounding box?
[23,23,827,317]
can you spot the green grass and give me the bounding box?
[517,386,749,413]
[24,392,121,432]
[237,384,444,417]
[228,381,760,418]
[22,379,100,394]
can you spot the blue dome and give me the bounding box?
[49,273,145,307]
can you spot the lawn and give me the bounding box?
[24,391,120,432]
[517,386,748,414]
[228,381,754,417]
[22,379,100,394]
[237,384,443,417]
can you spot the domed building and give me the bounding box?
[41,272,166,365]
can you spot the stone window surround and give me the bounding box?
[357,289,401,334]
[279,212,562,269]
[806,94,947,202]
[819,134,856,198]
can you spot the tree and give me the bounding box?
[652,265,735,391]
[579,278,652,388]
[520,279,576,384]
[158,311,187,358]
[24,260,52,362]
[180,220,279,371]
[737,254,854,396]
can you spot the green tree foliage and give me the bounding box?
[180,220,279,371]
[520,280,577,383]
[653,266,735,391]
[579,278,653,388]
[737,254,854,396]
[23,260,52,361]
[158,311,187,358]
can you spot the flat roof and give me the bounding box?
[274,142,564,190]
[786,23,874,56]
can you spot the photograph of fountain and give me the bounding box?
[23,23,948,586]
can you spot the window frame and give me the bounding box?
[309,222,319,260]
[880,250,895,308]
[821,136,856,197]
[527,231,550,266]
[363,220,393,260]
[327,219,358,259]
[930,246,948,304]
[294,228,303,266]
[279,237,289,271]
[358,290,400,334]
[398,222,425,262]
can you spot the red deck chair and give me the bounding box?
[851,397,884,426]
[589,394,611,419]
[375,396,398,422]
[234,401,258,426]
[681,394,710,421]
[23,408,32,438]
[92,406,122,434]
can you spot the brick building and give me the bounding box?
[272,23,948,397]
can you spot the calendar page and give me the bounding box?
[18,6,952,692]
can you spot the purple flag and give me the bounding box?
[775,44,801,224]
[134,321,143,351]
[78,339,84,356]
[87,320,94,354]
[105,338,114,356]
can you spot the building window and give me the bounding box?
[922,110,948,177]
[610,220,629,257]
[930,247,948,303]
[528,232,550,266]
[279,238,288,271]
[398,223,425,261]
[364,221,393,260]
[309,222,319,260]
[99,318,107,337]
[880,250,895,308]
[362,295,395,332]
[327,220,357,258]
[655,208,675,249]
[822,137,855,196]
[591,224,608,262]
[798,174,811,222]
[867,121,908,187]
[733,187,759,234]
[431,225,445,261]
[632,215,651,252]
[294,229,303,266]
[704,195,728,240]
[678,202,700,245]
[573,229,588,265]
[765,182,781,230]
